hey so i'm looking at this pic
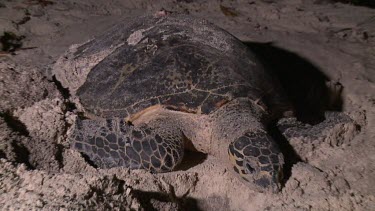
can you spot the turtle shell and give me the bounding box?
[76,15,286,118]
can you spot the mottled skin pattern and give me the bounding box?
[72,118,184,172]
[228,131,284,189]
[69,14,293,193]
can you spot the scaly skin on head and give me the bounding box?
[228,131,284,193]
[210,98,284,193]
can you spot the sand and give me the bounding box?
[0,0,374,210]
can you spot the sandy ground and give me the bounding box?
[0,0,375,210]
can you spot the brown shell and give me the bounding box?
[75,15,287,118]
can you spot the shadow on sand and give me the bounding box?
[244,41,343,183]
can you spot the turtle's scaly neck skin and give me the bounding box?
[209,98,283,193]
[209,98,267,157]
[130,105,211,154]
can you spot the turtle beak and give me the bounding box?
[253,173,282,193]
[271,168,283,193]
[251,163,283,193]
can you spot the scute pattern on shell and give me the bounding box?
[76,15,282,118]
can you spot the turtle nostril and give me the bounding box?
[245,163,255,174]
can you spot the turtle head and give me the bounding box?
[228,131,284,193]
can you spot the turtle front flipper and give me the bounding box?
[277,111,357,147]
[228,131,284,193]
[70,118,184,173]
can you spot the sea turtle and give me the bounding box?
[55,14,345,193]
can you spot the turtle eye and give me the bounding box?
[245,163,255,174]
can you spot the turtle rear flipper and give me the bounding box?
[70,118,184,172]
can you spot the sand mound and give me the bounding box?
[0,0,374,210]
